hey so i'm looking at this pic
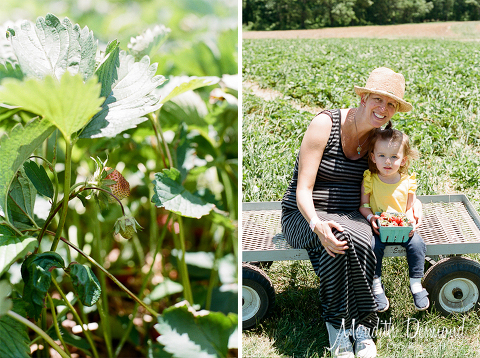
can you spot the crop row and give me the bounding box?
[242,38,480,206]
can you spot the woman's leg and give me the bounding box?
[282,209,378,330]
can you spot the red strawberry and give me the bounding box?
[105,167,130,203]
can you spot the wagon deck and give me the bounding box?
[242,194,480,262]
[242,194,480,329]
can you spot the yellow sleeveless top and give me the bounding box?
[363,170,417,214]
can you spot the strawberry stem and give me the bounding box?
[51,137,74,252]
[82,186,126,216]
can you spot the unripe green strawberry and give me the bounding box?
[114,215,141,240]
[105,167,130,203]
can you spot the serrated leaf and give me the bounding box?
[6,14,97,81]
[7,167,36,225]
[156,76,219,105]
[23,160,53,199]
[0,119,54,220]
[66,263,101,307]
[0,61,23,82]
[0,73,103,139]
[21,252,65,320]
[154,302,237,358]
[95,40,121,98]
[0,226,38,276]
[127,24,171,60]
[0,300,30,358]
[80,51,166,138]
[151,168,214,219]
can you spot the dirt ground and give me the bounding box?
[243,21,480,40]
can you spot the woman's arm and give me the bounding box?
[296,112,348,257]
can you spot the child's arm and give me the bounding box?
[360,180,380,234]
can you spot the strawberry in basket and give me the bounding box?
[378,212,411,227]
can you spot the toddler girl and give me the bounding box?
[359,124,429,312]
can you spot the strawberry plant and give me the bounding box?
[0,11,237,358]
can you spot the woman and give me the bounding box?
[281,67,422,358]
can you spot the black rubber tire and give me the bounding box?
[242,263,276,330]
[423,256,480,316]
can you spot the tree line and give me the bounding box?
[243,0,480,30]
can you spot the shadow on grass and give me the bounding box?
[243,261,332,357]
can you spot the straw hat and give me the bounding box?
[354,67,413,112]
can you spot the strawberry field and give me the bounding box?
[243,37,480,204]
[243,37,480,357]
[0,2,238,357]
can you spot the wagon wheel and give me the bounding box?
[242,262,276,330]
[423,256,480,316]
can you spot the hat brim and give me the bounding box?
[354,86,413,112]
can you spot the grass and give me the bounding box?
[242,36,480,357]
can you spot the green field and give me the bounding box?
[242,37,480,357]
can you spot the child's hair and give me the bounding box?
[367,122,419,174]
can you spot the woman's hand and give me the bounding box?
[313,220,348,258]
[411,199,423,233]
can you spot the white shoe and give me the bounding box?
[353,325,377,358]
[325,322,354,358]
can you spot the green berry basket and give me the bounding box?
[376,212,413,243]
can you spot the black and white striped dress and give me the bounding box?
[281,109,378,330]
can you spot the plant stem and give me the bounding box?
[205,235,224,310]
[147,113,168,168]
[47,294,71,357]
[51,277,100,358]
[174,215,193,304]
[96,300,113,358]
[7,310,70,358]
[52,233,159,317]
[92,204,113,358]
[114,212,172,358]
[51,138,74,252]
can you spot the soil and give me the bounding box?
[243,21,480,40]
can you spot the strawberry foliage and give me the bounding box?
[0,7,237,358]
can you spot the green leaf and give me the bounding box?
[21,252,65,320]
[154,302,237,358]
[0,281,12,316]
[0,298,30,358]
[23,160,54,199]
[148,279,184,301]
[65,263,101,307]
[127,25,171,60]
[0,61,23,82]
[0,226,38,276]
[151,168,214,219]
[0,73,103,139]
[158,76,219,105]
[48,325,91,353]
[6,14,97,81]
[80,51,166,138]
[0,119,54,218]
[95,40,121,99]
[7,167,36,225]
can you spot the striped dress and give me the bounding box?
[281,109,378,330]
